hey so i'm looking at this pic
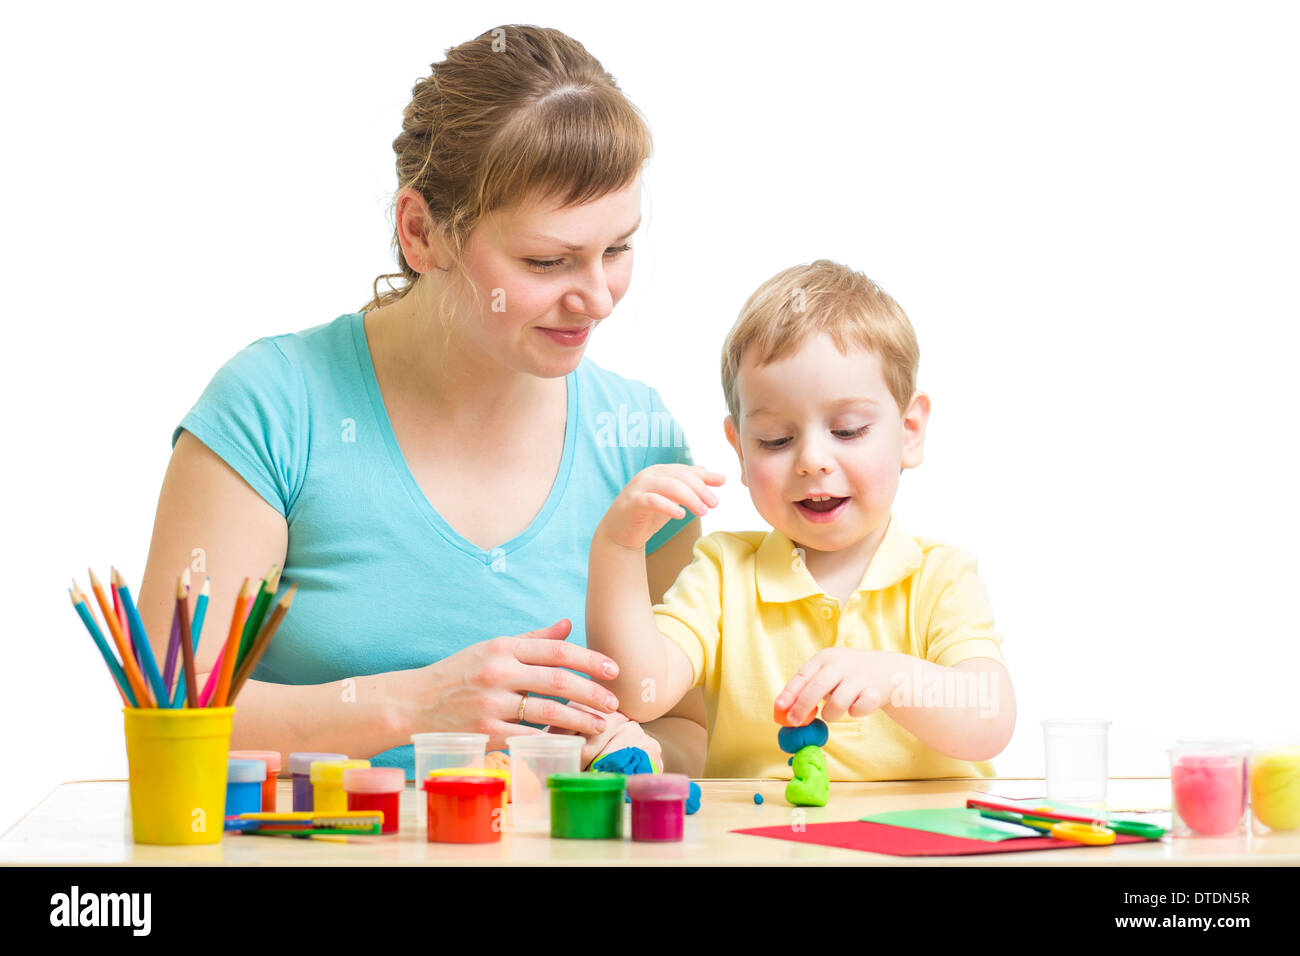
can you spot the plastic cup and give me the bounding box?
[123,706,234,845]
[1041,718,1110,803]
[1170,740,1249,837]
[507,735,583,831]
[411,733,487,820]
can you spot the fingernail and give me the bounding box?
[594,718,606,733]
[602,662,618,678]
[776,696,788,708]
[606,694,618,711]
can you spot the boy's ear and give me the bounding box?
[723,416,748,487]
[900,392,931,471]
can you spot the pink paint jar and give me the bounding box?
[229,750,281,812]
[626,774,690,842]
[344,767,405,835]
[1170,742,1248,837]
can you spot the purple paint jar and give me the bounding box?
[289,752,347,812]
[626,774,689,842]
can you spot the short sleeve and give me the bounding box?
[918,547,1006,669]
[171,338,306,517]
[652,534,725,688]
[642,386,696,554]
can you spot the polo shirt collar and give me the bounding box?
[755,514,924,604]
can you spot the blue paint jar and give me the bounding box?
[225,758,265,818]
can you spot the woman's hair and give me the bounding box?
[721,260,920,422]
[360,25,653,316]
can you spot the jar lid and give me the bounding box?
[227,758,266,783]
[427,767,509,783]
[422,775,506,797]
[309,759,371,784]
[342,767,405,793]
[626,773,690,800]
[546,771,626,792]
[289,752,348,775]
[229,750,282,774]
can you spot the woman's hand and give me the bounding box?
[552,702,665,770]
[410,619,623,752]
[596,464,724,551]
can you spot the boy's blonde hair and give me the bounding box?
[721,260,919,423]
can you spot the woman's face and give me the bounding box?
[454,179,642,379]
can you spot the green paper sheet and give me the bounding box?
[860,808,1043,842]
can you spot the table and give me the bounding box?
[3,777,1296,865]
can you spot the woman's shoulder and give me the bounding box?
[576,354,674,409]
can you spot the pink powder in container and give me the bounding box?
[1170,745,1248,837]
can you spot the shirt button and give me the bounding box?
[820,605,834,620]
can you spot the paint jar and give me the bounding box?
[627,773,690,842]
[289,752,347,812]
[426,767,510,811]
[507,734,583,831]
[1249,744,1300,835]
[310,759,371,815]
[1041,718,1110,803]
[1170,742,1249,837]
[225,758,265,817]
[422,775,506,843]
[228,750,281,812]
[548,772,626,839]
[344,767,405,834]
[123,706,234,845]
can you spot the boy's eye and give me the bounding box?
[756,437,791,449]
[524,243,633,273]
[757,426,869,450]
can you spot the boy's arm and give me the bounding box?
[586,524,695,724]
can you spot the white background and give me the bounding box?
[3,0,1298,834]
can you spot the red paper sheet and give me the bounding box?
[733,821,1149,856]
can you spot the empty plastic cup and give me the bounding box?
[507,735,583,831]
[411,733,487,821]
[1042,718,1110,803]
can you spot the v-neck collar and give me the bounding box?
[350,311,579,565]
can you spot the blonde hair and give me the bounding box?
[721,260,919,422]
[360,25,653,317]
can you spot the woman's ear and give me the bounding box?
[723,416,748,488]
[901,392,931,471]
[394,187,452,273]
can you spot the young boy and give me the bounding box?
[586,260,1015,779]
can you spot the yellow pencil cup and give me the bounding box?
[123,706,235,845]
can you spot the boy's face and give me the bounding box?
[724,333,929,556]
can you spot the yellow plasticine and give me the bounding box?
[1250,749,1300,831]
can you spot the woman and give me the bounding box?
[135,25,706,775]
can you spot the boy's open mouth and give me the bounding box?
[796,496,849,516]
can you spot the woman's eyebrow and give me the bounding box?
[526,217,642,251]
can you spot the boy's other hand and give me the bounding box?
[596,464,725,551]
[776,648,889,725]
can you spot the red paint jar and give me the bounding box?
[229,750,282,812]
[344,767,404,834]
[422,775,505,843]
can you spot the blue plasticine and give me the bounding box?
[686,781,701,815]
[754,793,764,805]
[592,746,700,813]
[777,719,829,753]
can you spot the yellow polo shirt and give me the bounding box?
[652,515,1006,780]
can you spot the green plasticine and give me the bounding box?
[786,745,829,807]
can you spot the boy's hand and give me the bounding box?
[776,648,890,726]
[595,464,725,551]
[553,702,664,770]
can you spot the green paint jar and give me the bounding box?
[547,772,626,839]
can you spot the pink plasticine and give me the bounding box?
[1172,755,1245,836]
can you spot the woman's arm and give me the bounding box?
[137,432,622,759]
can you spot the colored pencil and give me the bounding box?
[234,566,280,676]
[197,643,226,707]
[88,568,152,707]
[173,576,211,708]
[111,582,136,670]
[175,574,199,709]
[162,568,190,702]
[226,582,297,705]
[112,568,168,706]
[69,582,136,707]
[211,578,252,709]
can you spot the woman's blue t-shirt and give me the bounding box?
[172,312,695,775]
